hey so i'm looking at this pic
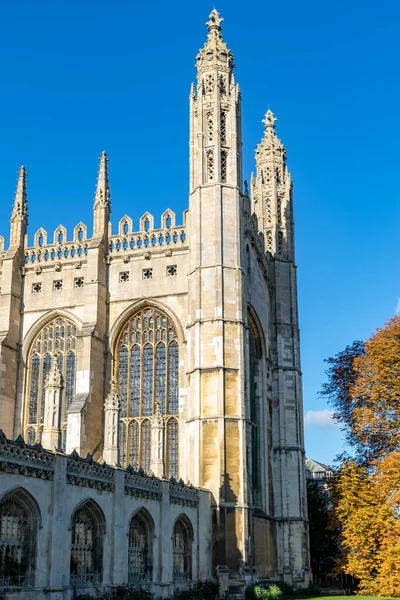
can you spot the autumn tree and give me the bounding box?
[322,316,400,595]
[321,316,400,464]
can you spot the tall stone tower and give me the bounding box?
[187,9,247,573]
[186,11,309,582]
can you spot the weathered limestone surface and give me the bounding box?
[0,9,310,591]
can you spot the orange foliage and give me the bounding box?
[331,317,400,595]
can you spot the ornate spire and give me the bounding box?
[196,9,234,73]
[256,109,286,166]
[9,165,28,248]
[263,109,278,132]
[94,151,110,209]
[45,354,62,388]
[11,166,28,223]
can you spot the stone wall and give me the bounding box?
[0,432,212,599]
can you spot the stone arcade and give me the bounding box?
[0,10,310,598]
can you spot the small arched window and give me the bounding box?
[116,307,180,475]
[0,489,39,588]
[128,510,153,583]
[70,502,104,585]
[248,310,263,507]
[172,516,193,581]
[25,317,77,450]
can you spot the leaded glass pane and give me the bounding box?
[26,316,77,437]
[155,343,166,414]
[41,354,52,423]
[168,341,179,415]
[141,420,151,472]
[167,418,179,479]
[118,346,128,418]
[143,345,153,417]
[28,354,40,423]
[130,346,140,417]
[115,308,179,473]
[129,421,139,469]
[119,421,127,466]
[65,352,75,412]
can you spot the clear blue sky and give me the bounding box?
[1,0,399,465]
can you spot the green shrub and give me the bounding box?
[266,584,283,600]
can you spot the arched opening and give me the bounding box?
[0,488,40,588]
[248,309,263,507]
[172,515,193,581]
[69,500,104,585]
[128,509,154,583]
[115,307,179,475]
[24,316,77,450]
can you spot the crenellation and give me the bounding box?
[0,9,310,593]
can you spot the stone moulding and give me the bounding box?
[0,430,55,480]
[124,466,163,501]
[66,450,115,492]
[169,478,199,508]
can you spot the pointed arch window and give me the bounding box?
[25,317,77,450]
[173,516,193,581]
[70,502,103,585]
[128,510,153,583]
[248,310,263,508]
[116,307,179,475]
[0,490,39,588]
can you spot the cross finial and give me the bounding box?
[207,8,224,30]
[262,109,277,131]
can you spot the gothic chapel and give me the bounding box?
[0,10,310,597]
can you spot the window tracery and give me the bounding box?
[173,517,192,581]
[0,498,30,587]
[128,511,153,583]
[25,317,77,449]
[220,111,227,144]
[206,111,213,144]
[221,150,228,183]
[116,308,179,475]
[206,149,214,182]
[70,503,103,585]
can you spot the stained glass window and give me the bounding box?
[173,517,192,581]
[167,418,179,479]
[141,420,151,473]
[116,308,179,475]
[25,317,77,443]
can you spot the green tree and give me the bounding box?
[307,479,340,581]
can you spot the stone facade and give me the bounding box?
[0,9,310,594]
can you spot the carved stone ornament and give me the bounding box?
[104,380,119,410]
[75,260,82,269]
[54,262,62,272]
[20,267,26,277]
[165,249,172,257]
[123,255,130,263]
[35,266,42,275]
[144,251,151,260]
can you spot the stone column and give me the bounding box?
[42,354,62,450]
[103,380,120,465]
[150,399,165,478]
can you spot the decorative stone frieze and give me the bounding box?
[66,450,115,491]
